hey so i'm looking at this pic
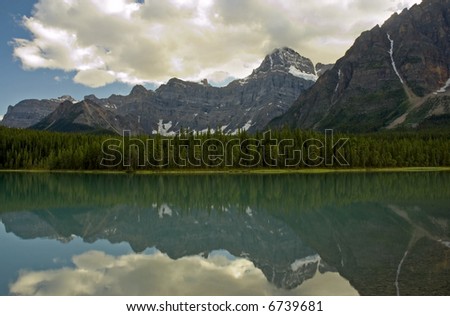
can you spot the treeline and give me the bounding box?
[0,126,449,170]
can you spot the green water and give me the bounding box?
[0,172,449,295]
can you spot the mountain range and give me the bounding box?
[1,0,449,134]
[1,48,321,135]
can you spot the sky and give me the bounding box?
[0,0,420,118]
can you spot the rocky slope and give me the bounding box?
[271,0,450,132]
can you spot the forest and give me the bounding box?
[0,126,449,170]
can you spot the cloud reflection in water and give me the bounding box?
[10,250,357,296]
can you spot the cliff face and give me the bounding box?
[271,0,450,132]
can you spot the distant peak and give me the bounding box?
[51,95,76,103]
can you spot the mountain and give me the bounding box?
[31,99,140,134]
[4,47,321,135]
[0,96,75,129]
[271,0,450,132]
[89,47,318,135]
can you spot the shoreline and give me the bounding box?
[0,167,449,175]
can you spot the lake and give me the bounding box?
[0,171,449,296]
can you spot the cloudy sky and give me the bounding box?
[0,0,419,117]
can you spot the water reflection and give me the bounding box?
[0,172,449,295]
[1,202,331,293]
[9,250,357,296]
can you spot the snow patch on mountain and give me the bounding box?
[269,54,274,69]
[291,254,321,272]
[436,78,450,93]
[337,243,344,267]
[289,66,318,82]
[387,34,404,84]
[335,69,342,93]
[104,103,117,109]
[242,120,253,132]
[395,250,408,296]
[153,119,176,136]
[158,203,173,218]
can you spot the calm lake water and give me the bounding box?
[0,172,449,296]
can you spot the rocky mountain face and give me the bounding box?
[30,99,140,134]
[4,48,320,135]
[90,47,318,135]
[271,0,450,132]
[0,96,75,129]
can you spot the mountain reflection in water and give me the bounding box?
[0,172,449,296]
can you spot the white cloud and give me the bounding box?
[13,0,419,88]
[9,250,358,295]
[0,115,3,122]
[73,69,116,87]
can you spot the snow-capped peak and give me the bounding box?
[252,47,317,81]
